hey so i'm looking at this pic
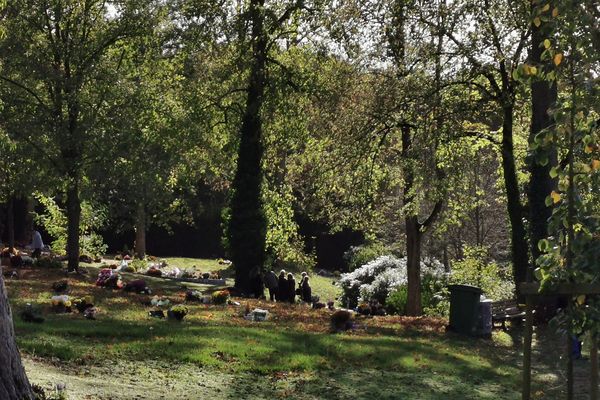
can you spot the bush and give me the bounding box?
[386,274,450,317]
[385,286,408,315]
[34,193,108,258]
[450,246,514,301]
[343,242,389,272]
[130,259,148,272]
[339,255,446,309]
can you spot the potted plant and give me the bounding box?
[168,305,188,321]
[212,290,230,305]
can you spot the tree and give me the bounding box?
[418,0,532,293]
[228,0,321,296]
[0,0,156,271]
[0,274,34,399]
[527,2,558,263]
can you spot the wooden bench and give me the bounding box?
[492,299,526,330]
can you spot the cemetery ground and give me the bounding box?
[6,259,568,400]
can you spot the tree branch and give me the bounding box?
[0,76,50,112]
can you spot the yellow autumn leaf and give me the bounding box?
[592,159,600,171]
[577,295,586,305]
[541,4,550,12]
[544,39,551,49]
[522,64,531,75]
[554,53,563,66]
[551,191,561,204]
[530,66,538,75]
[552,7,559,17]
[534,17,542,27]
[585,145,593,154]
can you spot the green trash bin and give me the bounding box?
[448,284,482,335]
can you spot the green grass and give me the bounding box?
[161,257,223,272]
[6,260,565,399]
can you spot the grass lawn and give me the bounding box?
[5,261,565,399]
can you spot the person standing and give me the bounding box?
[31,229,44,258]
[264,270,278,301]
[277,270,287,302]
[301,276,312,303]
[287,273,296,304]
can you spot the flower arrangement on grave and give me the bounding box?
[150,295,170,307]
[51,295,72,313]
[168,305,188,321]
[212,290,230,305]
[185,290,202,302]
[146,267,163,277]
[357,302,371,316]
[72,296,94,313]
[96,268,120,287]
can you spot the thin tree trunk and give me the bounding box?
[592,332,598,400]
[24,197,34,240]
[66,184,81,272]
[405,216,422,316]
[500,105,529,295]
[7,195,14,252]
[0,274,34,399]
[135,202,146,259]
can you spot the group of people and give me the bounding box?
[264,270,312,303]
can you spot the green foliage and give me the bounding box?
[450,246,514,301]
[532,0,600,337]
[386,275,449,317]
[343,242,389,272]
[34,194,107,258]
[385,286,408,315]
[130,259,148,273]
[263,183,315,271]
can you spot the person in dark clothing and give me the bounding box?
[287,273,296,304]
[277,270,287,302]
[301,276,312,303]
[264,270,278,301]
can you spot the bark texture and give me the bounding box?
[66,184,81,272]
[228,0,268,297]
[527,18,557,264]
[135,202,146,259]
[501,105,530,292]
[0,272,34,399]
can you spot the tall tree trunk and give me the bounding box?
[24,197,34,239]
[405,216,422,316]
[229,0,267,297]
[527,16,558,264]
[500,105,529,294]
[66,184,81,272]
[135,202,146,259]
[0,274,34,399]
[7,195,14,252]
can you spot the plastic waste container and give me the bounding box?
[448,284,482,335]
[475,299,493,337]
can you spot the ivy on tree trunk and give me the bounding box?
[228,0,268,297]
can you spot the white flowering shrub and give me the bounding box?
[339,255,446,308]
